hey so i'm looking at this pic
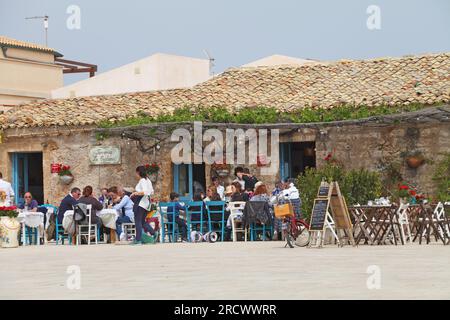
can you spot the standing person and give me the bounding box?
[0,172,15,206]
[130,166,155,245]
[58,187,81,224]
[212,177,225,200]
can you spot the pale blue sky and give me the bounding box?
[1,0,449,84]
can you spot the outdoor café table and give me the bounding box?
[17,211,44,246]
[348,205,404,245]
[410,204,450,245]
[64,209,118,243]
[97,209,119,242]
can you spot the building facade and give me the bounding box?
[0,53,449,205]
[0,36,63,108]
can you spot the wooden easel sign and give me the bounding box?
[309,199,329,232]
[329,182,356,246]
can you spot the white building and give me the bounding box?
[242,54,318,67]
[52,53,211,99]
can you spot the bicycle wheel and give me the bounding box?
[294,222,310,247]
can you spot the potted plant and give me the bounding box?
[0,205,20,248]
[145,163,160,182]
[58,164,74,184]
[403,151,425,169]
[397,183,410,204]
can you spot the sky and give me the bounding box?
[1,0,449,85]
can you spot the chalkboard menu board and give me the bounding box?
[309,199,329,231]
[318,185,330,197]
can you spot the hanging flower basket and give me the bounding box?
[57,164,74,184]
[59,175,74,185]
[406,156,424,169]
[149,172,158,183]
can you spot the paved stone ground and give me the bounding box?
[0,242,448,300]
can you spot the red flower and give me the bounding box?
[145,164,150,168]
[399,185,409,190]
[409,190,417,196]
[324,153,332,161]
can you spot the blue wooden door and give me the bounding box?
[279,143,292,181]
[12,153,29,204]
[173,163,193,201]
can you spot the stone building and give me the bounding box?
[0,52,449,205]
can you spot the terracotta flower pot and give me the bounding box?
[406,156,424,169]
[0,216,20,248]
[59,175,74,185]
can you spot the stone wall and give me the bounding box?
[0,119,449,205]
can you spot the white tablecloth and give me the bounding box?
[97,209,119,230]
[64,209,120,230]
[17,211,44,228]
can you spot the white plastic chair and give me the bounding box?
[396,203,412,244]
[227,201,247,242]
[122,223,136,241]
[76,204,98,245]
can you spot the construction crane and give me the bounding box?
[25,15,49,47]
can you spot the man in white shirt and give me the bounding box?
[0,172,15,206]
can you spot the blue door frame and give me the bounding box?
[12,153,29,204]
[173,163,193,201]
[279,143,292,181]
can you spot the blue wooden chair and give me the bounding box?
[185,201,207,241]
[205,201,226,241]
[158,202,180,243]
[41,204,71,245]
[22,226,39,245]
[249,222,273,241]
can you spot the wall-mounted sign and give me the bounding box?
[89,146,121,165]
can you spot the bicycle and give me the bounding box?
[272,194,310,248]
[281,214,310,248]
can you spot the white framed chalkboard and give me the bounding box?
[309,198,330,231]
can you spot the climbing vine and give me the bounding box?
[98,103,435,128]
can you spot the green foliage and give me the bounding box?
[296,164,382,220]
[98,103,434,128]
[432,153,450,202]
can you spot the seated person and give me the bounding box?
[19,192,38,212]
[109,186,135,241]
[204,185,222,202]
[98,187,111,206]
[230,181,249,202]
[166,192,188,242]
[78,186,103,228]
[58,187,81,224]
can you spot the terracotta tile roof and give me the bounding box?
[0,35,55,53]
[1,52,449,130]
